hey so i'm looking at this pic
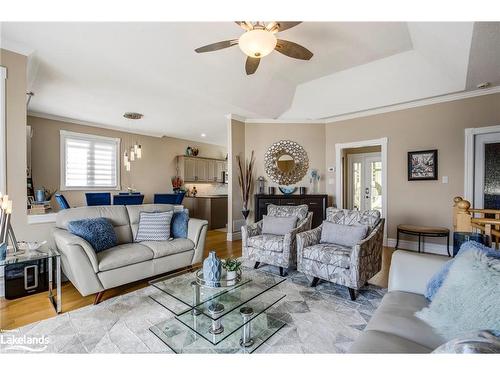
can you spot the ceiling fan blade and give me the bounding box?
[275,39,313,60]
[235,21,253,31]
[245,57,260,75]
[276,22,302,32]
[195,40,238,53]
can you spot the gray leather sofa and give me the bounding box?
[349,250,449,353]
[53,204,208,299]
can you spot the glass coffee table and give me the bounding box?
[148,266,287,353]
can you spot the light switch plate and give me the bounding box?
[328,178,335,185]
[442,176,448,184]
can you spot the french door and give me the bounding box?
[474,132,500,209]
[347,152,382,212]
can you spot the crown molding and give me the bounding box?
[241,86,500,125]
[1,39,35,56]
[226,113,247,122]
[245,118,323,124]
[323,86,500,123]
[28,111,164,138]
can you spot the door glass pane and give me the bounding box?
[370,161,382,212]
[484,142,500,209]
[352,162,361,210]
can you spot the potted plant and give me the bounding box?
[222,258,242,286]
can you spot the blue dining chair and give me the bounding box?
[119,192,142,195]
[55,194,70,210]
[113,194,144,205]
[85,192,111,206]
[154,192,185,205]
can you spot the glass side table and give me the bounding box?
[1,246,62,313]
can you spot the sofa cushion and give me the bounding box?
[415,248,500,340]
[97,243,154,272]
[141,238,195,258]
[326,208,380,230]
[366,291,446,349]
[302,243,351,268]
[349,330,432,353]
[135,211,173,242]
[248,234,284,253]
[126,204,176,238]
[320,221,368,247]
[262,215,298,236]
[171,209,189,239]
[56,205,132,244]
[67,217,117,253]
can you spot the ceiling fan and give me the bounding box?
[195,21,313,75]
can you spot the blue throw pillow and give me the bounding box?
[171,209,189,239]
[425,240,500,301]
[425,260,454,301]
[68,217,117,253]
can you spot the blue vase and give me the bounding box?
[203,250,221,287]
[0,242,7,261]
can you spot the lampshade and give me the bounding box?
[136,145,142,159]
[238,29,277,58]
[130,147,135,161]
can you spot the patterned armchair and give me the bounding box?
[241,204,313,276]
[297,208,385,300]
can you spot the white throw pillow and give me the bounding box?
[262,215,298,236]
[135,211,173,242]
[320,221,369,247]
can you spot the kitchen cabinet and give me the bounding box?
[177,156,227,183]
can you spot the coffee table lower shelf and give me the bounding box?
[150,311,286,354]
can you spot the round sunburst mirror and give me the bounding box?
[264,140,309,185]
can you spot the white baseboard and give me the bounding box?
[226,231,242,241]
[387,237,450,256]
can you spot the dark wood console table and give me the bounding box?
[254,194,328,228]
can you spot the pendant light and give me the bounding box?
[123,112,144,172]
[136,144,142,159]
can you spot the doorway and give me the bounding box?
[346,151,382,212]
[473,131,500,209]
[464,125,500,208]
[335,138,388,241]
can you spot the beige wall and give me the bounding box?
[244,122,326,222]
[28,116,227,208]
[227,118,245,236]
[325,93,500,239]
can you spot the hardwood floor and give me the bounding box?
[0,231,394,330]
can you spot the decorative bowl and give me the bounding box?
[278,186,297,195]
[16,240,47,252]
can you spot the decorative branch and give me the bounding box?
[236,150,255,209]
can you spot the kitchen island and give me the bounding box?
[183,195,228,230]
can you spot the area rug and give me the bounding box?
[0,264,385,354]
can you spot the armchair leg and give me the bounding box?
[254,262,260,269]
[94,291,104,305]
[348,288,357,301]
[310,277,320,287]
[279,267,288,277]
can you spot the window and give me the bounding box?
[60,130,120,190]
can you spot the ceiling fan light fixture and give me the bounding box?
[238,29,277,58]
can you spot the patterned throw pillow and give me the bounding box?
[171,209,189,238]
[68,217,117,253]
[135,211,173,242]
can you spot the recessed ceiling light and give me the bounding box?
[476,82,491,89]
[201,133,206,137]
[123,112,143,120]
